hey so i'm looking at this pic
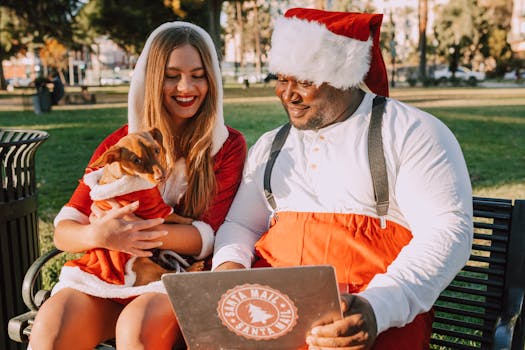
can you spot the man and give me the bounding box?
[48,70,65,105]
[212,8,473,349]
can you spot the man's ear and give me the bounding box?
[149,128,163,146]
[89,146,122,168]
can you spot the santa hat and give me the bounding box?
[269,8,389,97]
[128,22,228,156]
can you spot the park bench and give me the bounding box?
[7,196,525,349]
[64,91,97,105]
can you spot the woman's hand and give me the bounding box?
[88,201,167,257]
[306,294,377,349]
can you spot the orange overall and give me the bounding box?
[255,211,433,350]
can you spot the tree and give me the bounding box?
[164,0,224,52]
[223,0,271,80]
[5,0,82,46]
[87,0,224,55]
[480,0,514,75]
[87,0,178,54]
[433,0,487,77]
[487,27,513,75]
[39,38,68,82]
[0,6,30,89]
[1,0,82,89]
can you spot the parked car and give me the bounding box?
[503,70,525,80]
[6,77,34,88]
[433,66,486,86]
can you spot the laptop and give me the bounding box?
[162,265,342,350]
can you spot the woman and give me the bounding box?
[30,22,247,350]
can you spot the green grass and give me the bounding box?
[1,86,524,289]
[426,105,525,188]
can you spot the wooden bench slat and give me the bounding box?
[472,232,508,242]
[444,285,503,298]
[437,295,500,310]
[430,337,486,350]
[453,275,504,288]
[461,265,504,277]
[432,327,492,343]
[430,338,480,350]
[473,221,510,232]
[472,209,512,217]
[470,243,507,254]
[468,254,506,265]
[434,305,497,321]
[433,316,494,332]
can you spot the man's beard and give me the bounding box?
[291,114,324,130]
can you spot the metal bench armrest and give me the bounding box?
[492,287,524,350]
[22,248,64,311]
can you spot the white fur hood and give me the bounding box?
[127,21,228,156]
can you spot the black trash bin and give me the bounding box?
[0,129,48,350]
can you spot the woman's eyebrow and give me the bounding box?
[165,66,204,72]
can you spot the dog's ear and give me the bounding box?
[149,128,163,146]
[89,146,122,168]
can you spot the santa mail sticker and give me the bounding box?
[217,283,299,340]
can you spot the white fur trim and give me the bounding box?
[54,206,89,227]
[128,22,228,156]
[268,17,373,90]
[159,157,188,206]
[52,265,167,299]
[83,168,156,201]
[191,220,214,260]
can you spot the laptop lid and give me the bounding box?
[162,265,342,350]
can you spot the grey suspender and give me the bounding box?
[368,95,389,227]
[263,122,291,212]
[263,95,389,227]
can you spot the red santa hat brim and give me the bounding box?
[269,8,389,97]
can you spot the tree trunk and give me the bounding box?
[236,0,244,70]
[418,0,428,82]
[207,0,224,55]
[0,63,6,90]
[0,9,6,90]
[253,1,262,78]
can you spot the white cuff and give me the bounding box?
[211,244,254,270]
[191,220,215,260]
[54,206,89,227]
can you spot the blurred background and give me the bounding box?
[1,0,524,91]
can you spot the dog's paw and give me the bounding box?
[187,260,205,272]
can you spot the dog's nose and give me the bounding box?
[153,167,166,183]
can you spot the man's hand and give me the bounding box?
[213,261,246,271]
[306,294,377,349]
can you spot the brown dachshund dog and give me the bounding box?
[89,128,204,286]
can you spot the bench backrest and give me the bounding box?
[430,197,525,349]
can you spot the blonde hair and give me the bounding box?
[142,26,218,218]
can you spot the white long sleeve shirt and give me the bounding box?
[213,92,473,334]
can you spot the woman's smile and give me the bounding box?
[174,95,198,107]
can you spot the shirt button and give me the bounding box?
[313,147,320,152]
[319,135,325,140]
[310,164,317,169]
